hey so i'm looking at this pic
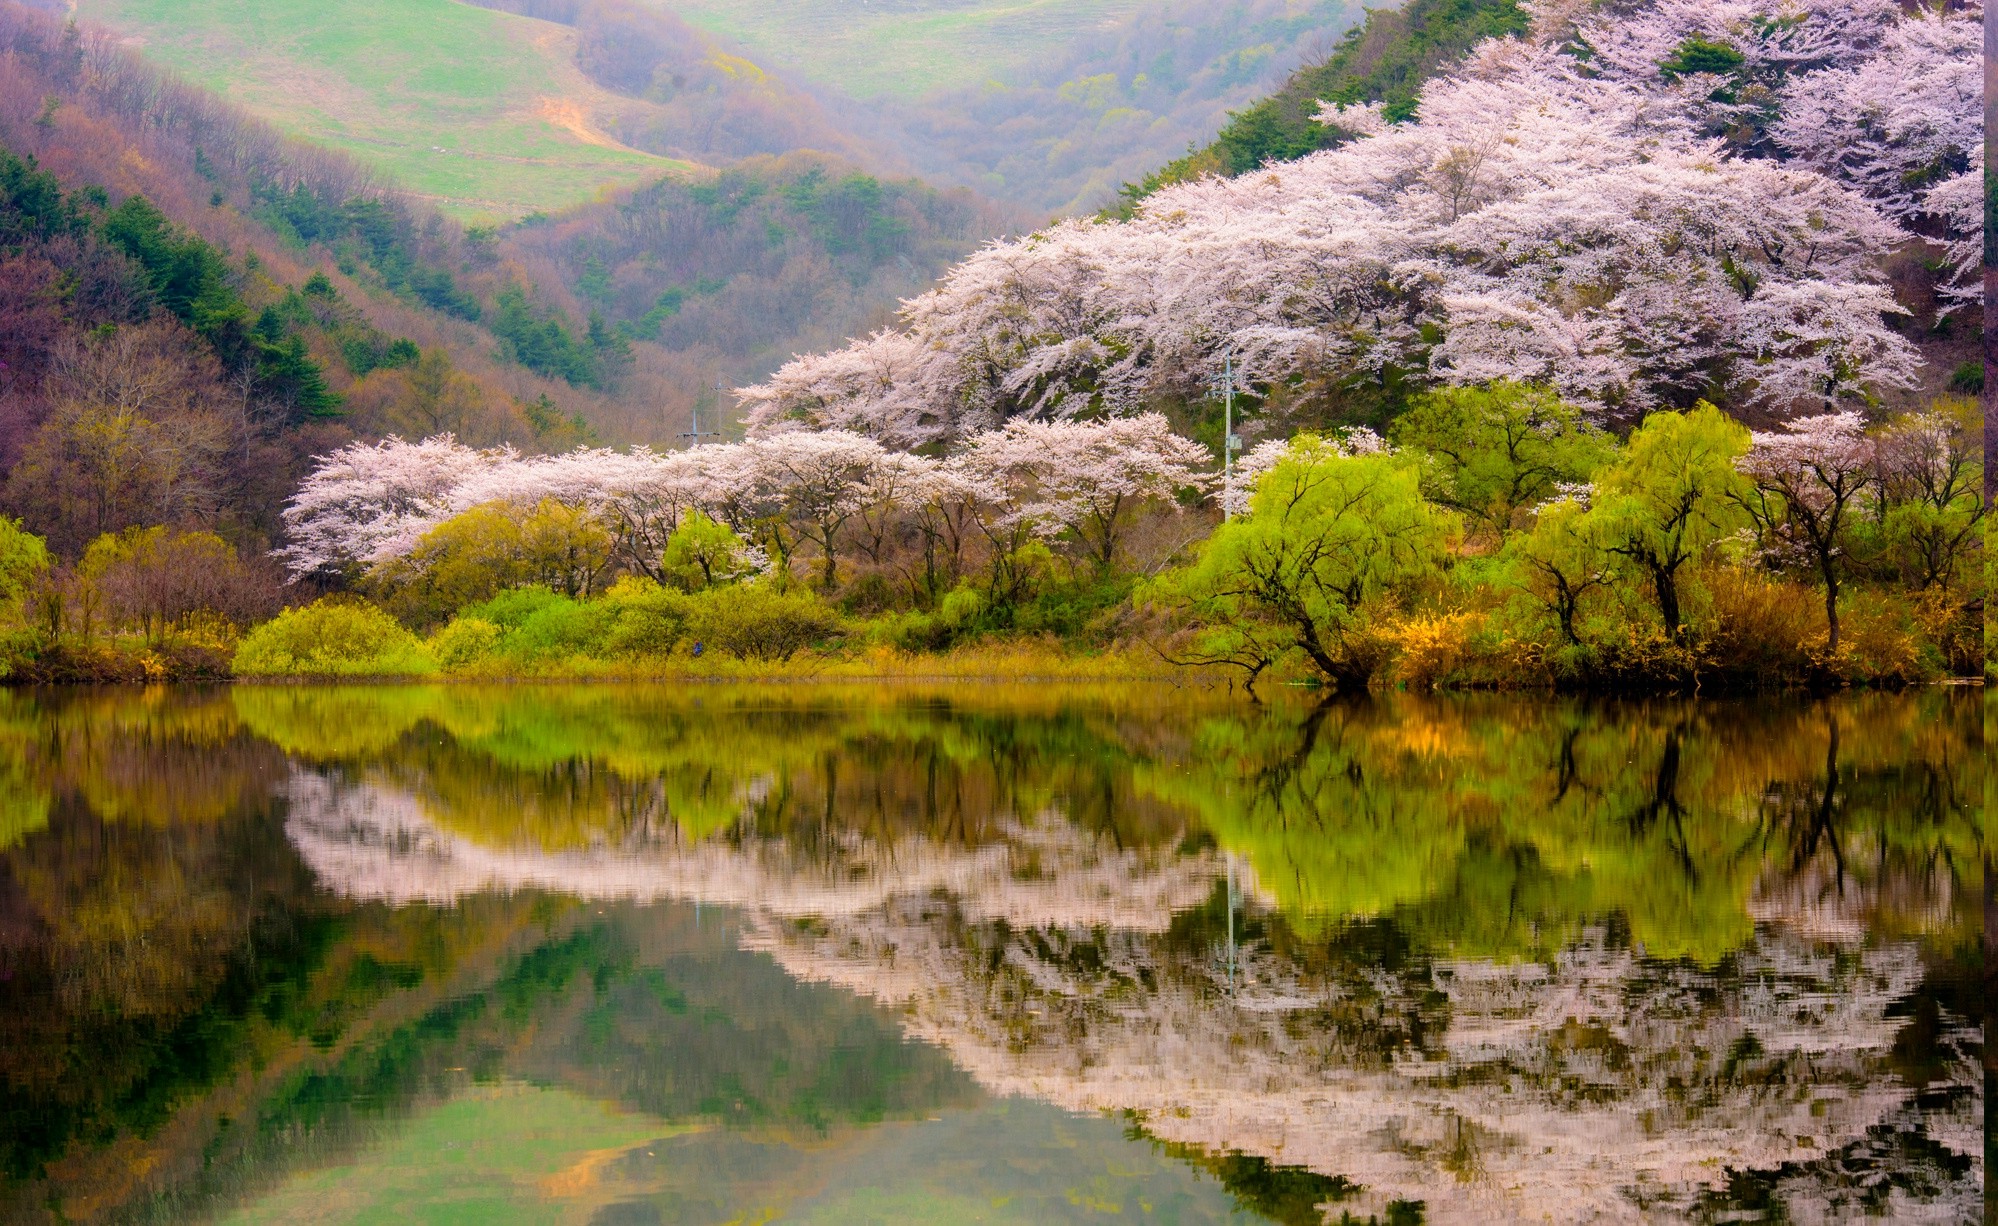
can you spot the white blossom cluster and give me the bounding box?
[739,0,1977,442]
[278,415,1213,580]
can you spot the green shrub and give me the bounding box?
[233,599,436,678]
[685,583,840,661]
[1016,576,1131,642]
[458,586,570,630]
[661,510,761,592]
[507,598,613,661]
[598,577,691,658]
[866,584,987,653]
[0,517,51,611]
[939,584,986,627]
[430,616,502,669]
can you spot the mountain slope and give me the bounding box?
[661,0,1368,214]
[667,0,1166,102]
[71,0,1373,217]
[73,0,699,218]
[0,0,1011,466]
[1117,0,1528,210]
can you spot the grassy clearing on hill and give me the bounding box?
[75,0,694,218]
[666,0,1157,100]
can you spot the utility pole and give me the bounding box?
[681,380,723,448]
[1211,349,1243,519]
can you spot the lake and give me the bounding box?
[0,684,1983,1224]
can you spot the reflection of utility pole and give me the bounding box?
[1224,852,1239,995]
[1210,350,1243,519]
[681,381,723,449]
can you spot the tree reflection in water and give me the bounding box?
[0,685,1981,1223]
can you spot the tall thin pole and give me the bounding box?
[681,381,722,449]
[1215,350,1242,520]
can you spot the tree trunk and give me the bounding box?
[1652,564,1681,641]
[1296,619,1373,692]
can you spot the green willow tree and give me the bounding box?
[1389,382,1614,539]
[1153,440,1457,689]
[1589,405,1750,642]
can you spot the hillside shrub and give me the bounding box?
[81,526,282,643]
[684,583,839,661]
[430,616,502,669]
[232,599,436,678]
[598,578,691,658]
[1821,591,1934,687]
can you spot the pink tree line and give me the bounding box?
[279,415,1213,593]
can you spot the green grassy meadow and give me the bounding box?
[74,0,694,218]
[665,0,1160,99]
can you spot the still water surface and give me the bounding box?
[0,685,1982,1224]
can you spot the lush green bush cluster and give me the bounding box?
[233,600,436,678]
[427,579,840,673]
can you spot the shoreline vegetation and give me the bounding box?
[0,386,1985,694]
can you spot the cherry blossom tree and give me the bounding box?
[849,450,939,568]
[739,330,956,447]
[280,415,1217,597]
[279,435,507,578]
[958,413,1213,575]
[754,430,891,591]
[1736,411,1875,652]
[1771,5,1981,219]
[734,0,1957,440]
[904,460,983,603]
[1871,404,1986,590]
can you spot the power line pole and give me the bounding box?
[1211,350,1243,519]
[681,380,723,448]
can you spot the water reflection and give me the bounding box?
[0,685,1981,1223]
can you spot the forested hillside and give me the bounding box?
[0,3,622,566]
[453,0,1379,215]
[801,0,1366,214]
[504,157,1020,435]
[1117,0,1528,210]
[0,2,1009,442]
[0,0,1011,635]
[750,0,1982,441]
[70,0,1367,218]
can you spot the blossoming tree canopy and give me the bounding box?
[278,415,1219,585]
[737,0,1976,444]
[1736,410,1876,653]
[957,414,1213,572]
